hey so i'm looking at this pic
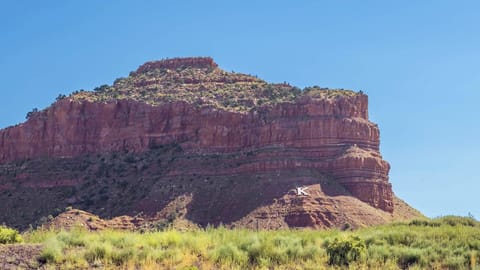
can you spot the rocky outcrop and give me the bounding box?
[0,57,402,229]
[134,57,218,74]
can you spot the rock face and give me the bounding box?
[0,57,404,229]
[134,57,218,74]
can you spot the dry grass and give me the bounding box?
[17,216,480,269]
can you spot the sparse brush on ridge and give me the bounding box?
[66,57,360,113]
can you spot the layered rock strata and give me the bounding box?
[0,57,397,229]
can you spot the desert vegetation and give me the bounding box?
[0,226,23,244]
[0,216,476,269]
[67,61,358,113]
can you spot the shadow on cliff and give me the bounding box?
[0,144,352,229]
[134,168,351,227]
[180,170,351,227]
[128,145,353,227]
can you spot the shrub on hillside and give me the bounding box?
[38,237,64,263]
[437,216,478,227]
[409,219,441,227]
[325,235,365,266]
[0,226,23,244]
[396,248,424,269]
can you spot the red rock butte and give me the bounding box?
[0,57,421,230]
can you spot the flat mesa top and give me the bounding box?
[63,57,360,113]
[135,57,219,74]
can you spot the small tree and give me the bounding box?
[26,108,39,119]
[93,84,110,92]
[325,236,366,266]
[56,94,66,101]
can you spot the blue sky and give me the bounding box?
[1,1,479,218]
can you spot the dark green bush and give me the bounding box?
[397,248,424,269]
[443,255,467,270]
[409,219,441,227]
[0,226,23,244]
[325,235,365,266]
[436,216,478,227]
[55,94,66,101]
[25,108,39,119]
[93,84,110,93]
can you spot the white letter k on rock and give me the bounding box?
[296,186,309,196]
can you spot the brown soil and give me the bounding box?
[392,196,425,221]
[0,244,44,270]
[45,193,422,232]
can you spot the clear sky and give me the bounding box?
[1,1,479,219]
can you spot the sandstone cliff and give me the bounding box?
[0,57,417,229]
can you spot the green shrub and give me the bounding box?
[409,219,441,227]
[110,247,135,265]
[443,255,467,270]
[84,242,112,263]
[0,226,23,244]
[39,237,64,263]
[56,229,86,247]
[436,216,478,227]
[25,108,39,119]
[55,94,66,101]
[384,231,417,246]
[210,243,248,266]
[325,235,365,266]
[396,248,424,269]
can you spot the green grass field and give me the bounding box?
[4,216,479,269]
